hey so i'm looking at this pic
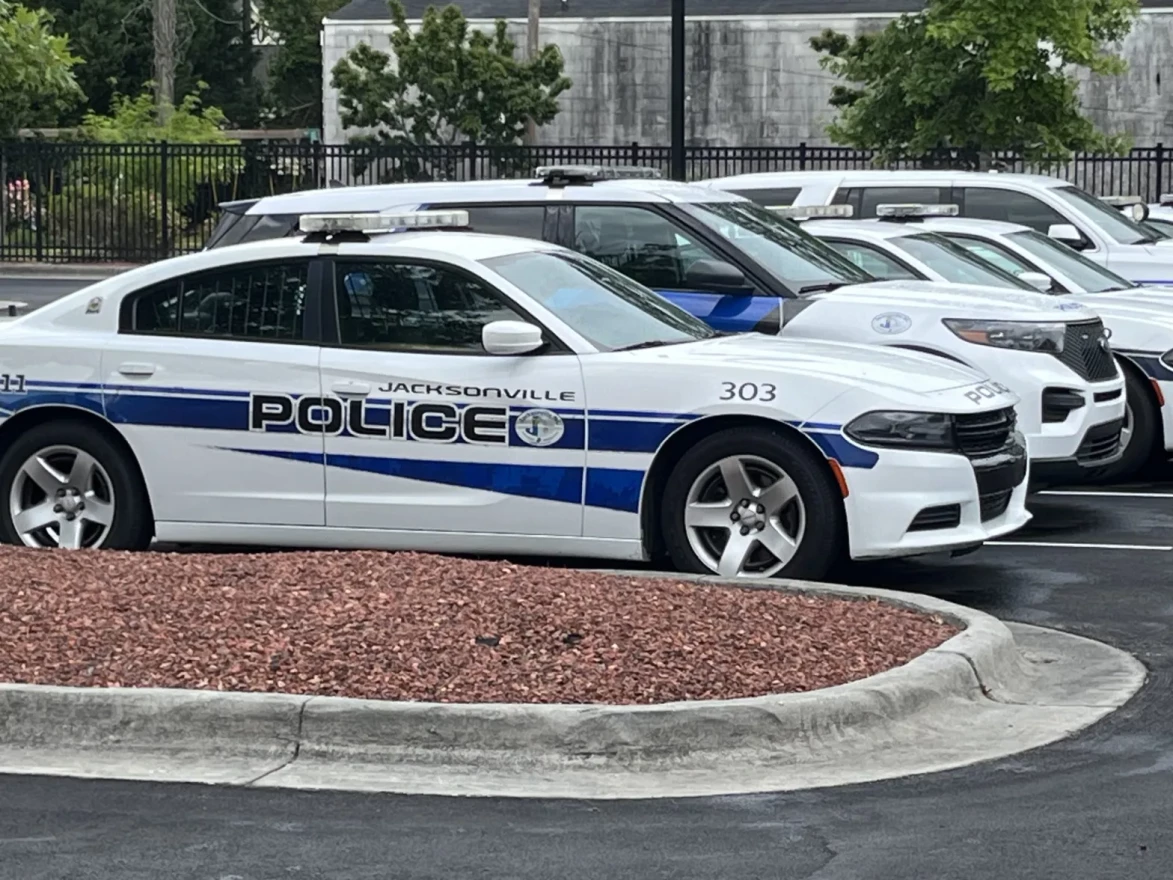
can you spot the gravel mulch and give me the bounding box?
[0,547,959,705]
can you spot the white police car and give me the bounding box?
[207,168,1126,486]
[701,170,1173,286]
[0,210,1030,580]
[911,213,1173,479]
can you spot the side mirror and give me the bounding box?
[683,258,751,293]
[1047,223,1091,250]
[482,320,545,355]
[1018,271,1053,291]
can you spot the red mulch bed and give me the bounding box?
[0,547,959,704]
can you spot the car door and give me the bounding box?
[569,203,772,332]
[103,257,326,526]
[318,255,587,536]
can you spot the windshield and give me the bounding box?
[681,201,873,291]
[1051,185,1160,245]
[889,232,1036,289]
[1007,229,1136,293]
[481,249,717,352]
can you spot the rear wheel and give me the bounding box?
[659,427,844,580]
[0,420,152,550]
[1100,366,1160,483]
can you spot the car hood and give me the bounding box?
[635,334,1017,410]
[1057,290,1173,351]
[819,279,1100,321]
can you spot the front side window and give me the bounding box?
[482,249,715,352]
[961,187,1069,234]
[820,239,921,280]
[572,205,722,289]
[681,200,872,292]
[945,235,1040,277]
[1007,229,1136,293]
[1050,185,1161,245]
[334,261,525,352]
[888,233,1035,289]
[126,260,310,340]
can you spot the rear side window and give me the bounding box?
[960,188,1068,232]
[204,212,259,249]
[204,213,299,249]
[441,205,547,240]
[727,187,801,208]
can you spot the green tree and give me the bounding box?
[810,0,1140,169]
[258,0,349,128]
[331,0,570,181]
[0,0,83,136]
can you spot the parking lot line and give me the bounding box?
[987,540,1173,551]
[1039,490,1173,498]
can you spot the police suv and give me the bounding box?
[701,170,1173,286]
[0,210,1031,579]
[211,167,1125,485]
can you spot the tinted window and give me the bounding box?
[821,239,921,280]
[239,214,300,244]
[682,200,872,291]
[483,250,714,352]
[126,261,310,340]
[205,213,259,249]
[889,233,1034,289]
[859,188,950,218]
[961,188,1068,233]
[334,261,525,352]
[1007,229,1136,293]
[573,205,721,289]
[1051,185,1161,245]
[945,235,1040,277]
[728,187,801,208]
[450,205,547,240]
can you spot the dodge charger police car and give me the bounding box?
[0,210,1031,579]
[209,168,1125,484]
[702,170,1173,286]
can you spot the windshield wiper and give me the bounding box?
[797,281,852,294]
[612,339,687,352]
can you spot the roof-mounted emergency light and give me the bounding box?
[533,164,663,187]
[1160,193,1173,207]
[298,210,470,240]
[875,203,961,219]
[1100,195,1148,222]
[772,204,855,220]
[0,300,29,321]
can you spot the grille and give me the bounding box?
[979,490,1014,522]
[1055,320,1119,382]
[954,407,1016,457]
[909,504,962,531]
[1075,418,1124,465]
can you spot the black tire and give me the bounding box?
[1100,365,1161,483]
[659,426,845,581]
[0,419,153,550]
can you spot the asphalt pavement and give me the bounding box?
[2,277,1173,879]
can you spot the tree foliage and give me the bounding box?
[810,0,1140,168]
[258,0,349,128]
[331,0,570,180]
[0,0,83,137]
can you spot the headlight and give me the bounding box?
[943,319,1066,353]
[844,411,955,450]
[1161,348,1173,370]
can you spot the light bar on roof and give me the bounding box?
[875,203,960,218]
[1100,195,1143,207]
[298,210,469,234]
[534,164,663,181]
[772,204,855,219]
[1160,193,1173,206]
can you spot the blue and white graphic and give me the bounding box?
[871,312,911,334]
[514,409,565,447]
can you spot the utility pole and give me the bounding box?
[152,0,178,122]
[525,0,541,145]
[670,0,685,181]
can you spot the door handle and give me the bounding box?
[117,362,157,377]
[331,380,372,397]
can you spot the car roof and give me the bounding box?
[916,217,1035,236]
[703,170,1068,190]
[215,228,561,261]
[800,219,939,240]
[242,178,746,215]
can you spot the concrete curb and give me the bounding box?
[0,262,133,280]
[0,578,1019,769]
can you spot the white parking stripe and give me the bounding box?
[1039,490,1173,498]
[988,540,1173,551]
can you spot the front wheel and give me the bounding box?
[0,420,153,550]
[659,427,845,581]
[1100,366,1161,483]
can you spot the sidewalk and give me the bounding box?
[0,262,136,280]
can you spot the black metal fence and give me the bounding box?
[3,140,1173,264]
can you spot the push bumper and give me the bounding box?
[840,434,1031,561]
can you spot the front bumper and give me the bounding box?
[841,436,1031,561]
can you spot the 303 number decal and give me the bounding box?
[0,373,27,394]
[720,381,777,402]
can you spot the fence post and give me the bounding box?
[630,141,640,165]
[0,142,7,261]
[799,141,807,171]
[159,140,170,259]
[1157,143,1165,203]
[466,139,477,181]
[34,147,45,263]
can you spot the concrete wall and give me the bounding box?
[321,11,1173,148]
